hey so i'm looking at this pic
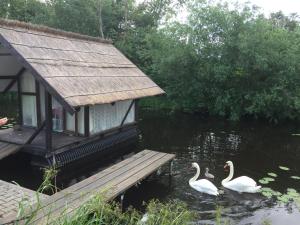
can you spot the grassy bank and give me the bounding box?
[13,168,194,225]
[17,192,194,225]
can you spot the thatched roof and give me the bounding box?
[0,19,164,113]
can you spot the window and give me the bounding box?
[89,100,135,135]
[66,112,75,132]
[22,95,37,127]
[21,72,37,127]
[52,98,63,132]
[66,107,85,135]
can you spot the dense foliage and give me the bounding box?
[1,0,300,122]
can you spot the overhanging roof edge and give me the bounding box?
[0,33,76,115]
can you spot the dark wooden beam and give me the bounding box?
[2,69,25,93]
[75,111,78,136]
[35,81,41,127]
[0,53,11,56]
[45,91,52,152]
[17,76,23,125]
[134,99,139,122]
[120,100,135,127]
[2,78,17,94]
[63,109,66,131]
[0,76,18,79]
[26,121,46,144]
[21,92,37,96]
[84,106,89,137]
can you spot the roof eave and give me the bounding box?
[0,33,76,114]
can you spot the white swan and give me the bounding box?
[222,161,261,193]
[189,163,219,196]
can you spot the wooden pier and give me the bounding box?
[0,180,47,219]
[1,150,175,225]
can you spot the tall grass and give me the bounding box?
[13,168,194,225]
[54,196,194,225]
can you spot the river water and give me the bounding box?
[1,110,300,224]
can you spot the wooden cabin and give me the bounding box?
[0,19,164,167]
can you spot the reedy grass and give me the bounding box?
[13,167,194,225]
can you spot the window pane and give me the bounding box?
[22,95,37,127]
[21,71,35,92]
[78,107,84,135]
[66,112,75,132]
[52,98,63,132]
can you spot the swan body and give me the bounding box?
[189,163,219,196]
[205,167,215,179]
[222,161,261,193]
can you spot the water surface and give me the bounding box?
[1,110,300,224]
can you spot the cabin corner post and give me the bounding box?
[45,91,52,151]
[84,106,90,137]
[35,80,42,127]
[135,99,139,122]
[17,74,23,125]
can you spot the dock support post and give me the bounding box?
[45,91,52,152]
[168,160,174,188]
[120,193,125,211]
[169,160,174,177]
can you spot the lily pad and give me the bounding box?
[259,177,275,184]
[260,187,281,199]
[272,191,282,196]
[260,187,273,192]
[277,194,290,204]
[259,179,269,184]
[267,172,277,177]
[279,166,290,171]
[291,176,300,180]
[287,188,297,193]
[261,191,273,198]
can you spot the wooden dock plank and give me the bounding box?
[3,150,175,225]
[108,154,175,200]
[32,151,166,224]
[6,150,154,224]
[30,150,153,211]
[0,141,21,160]
[60,153,175,219]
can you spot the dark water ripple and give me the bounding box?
[1,111,300,224]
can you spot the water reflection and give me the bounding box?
[0,110,300,224]
[137,111,300,224]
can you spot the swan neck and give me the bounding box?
[222,163,234,185]
[189,164,200,184]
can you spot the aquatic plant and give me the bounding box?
[39,166,59,194]
[290,176,300,180]
[260,186,300,204]
[262,220,272,225]
[259,169,300,206]
[259,177,275,185]
[279,166,290,171]
[267,173,277,178]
